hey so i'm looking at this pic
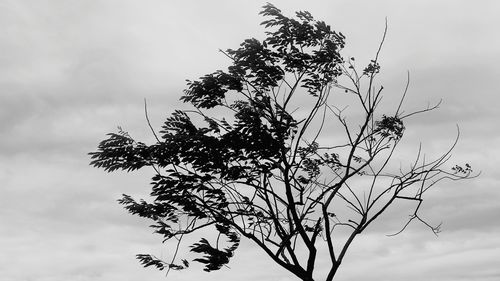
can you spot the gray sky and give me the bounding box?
[1,1,499,281]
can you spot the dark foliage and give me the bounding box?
[90,3,474,281]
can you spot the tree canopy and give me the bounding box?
[90,3,474,281]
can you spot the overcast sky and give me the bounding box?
[1,1,499,281]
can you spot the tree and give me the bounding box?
[90,4,474,281]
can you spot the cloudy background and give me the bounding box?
[1,0,499,280]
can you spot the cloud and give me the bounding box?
[333,229,500,281]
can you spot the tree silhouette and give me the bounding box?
[90,4,473,281]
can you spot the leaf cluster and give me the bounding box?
[90,4,345,272]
